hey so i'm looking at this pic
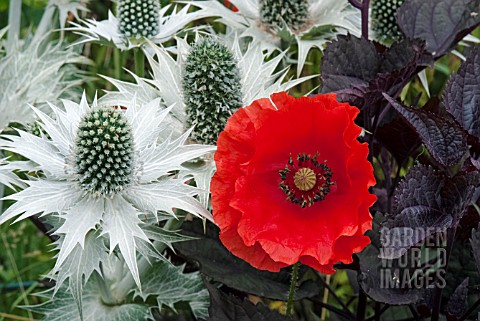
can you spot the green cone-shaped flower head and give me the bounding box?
[259,0,309,32]
[371,0,405,43]
[182,38,243,145]
[118,0,160,39]
[74,106,134,197]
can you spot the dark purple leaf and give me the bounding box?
[470,224,480,275]
[381,165,479,258]
[446,278,469,321]
[380,39,418,73]
[445,239,480,300]
[205,282,292,321]
[321,34,378,92]
[358,245,424,305]
[321,35,430,116]
[375,116,422,165]
[443,173,480,217]
[397,0,480,57]
[457,206,480,240]
[394,165,478,221]
[384,94,468,167]
[444,46,480,140]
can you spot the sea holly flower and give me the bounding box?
[211,92,376,273]
[371,0,405,44]
[69,1,215,50]
[259,0,309,32]
[0,94,215,296]
[0,32,88,132]
[182,38,244,145]
[26,229,210,320]
[186,0,360,75]
[117,0,161,40]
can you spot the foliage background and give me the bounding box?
[0,0,479,320]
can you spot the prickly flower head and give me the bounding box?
[371,0,405,43]
[118,0,160,39]
[74,106,134,197]
[259,0,309,31]
[182,38,243,145]
[0,95,215,311]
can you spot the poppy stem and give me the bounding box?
[286,262,300,316]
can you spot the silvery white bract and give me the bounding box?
[25,0,88,45]
[69,1,215,50]
[26,243,209,321]
[100,35,314,135]
[0,33,89,131]
[51,0,89,29]
[0,94,215,307]
[0,158,27,190]
[186,0,361,75]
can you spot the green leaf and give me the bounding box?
[135,261,209,319]
[27,285,150,321]
[135,224,196,263]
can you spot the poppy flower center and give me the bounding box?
[279,152,334,208]
[293,167,316,191]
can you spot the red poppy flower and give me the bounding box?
[211,92,376,273]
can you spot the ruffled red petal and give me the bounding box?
[211,92,376,273]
